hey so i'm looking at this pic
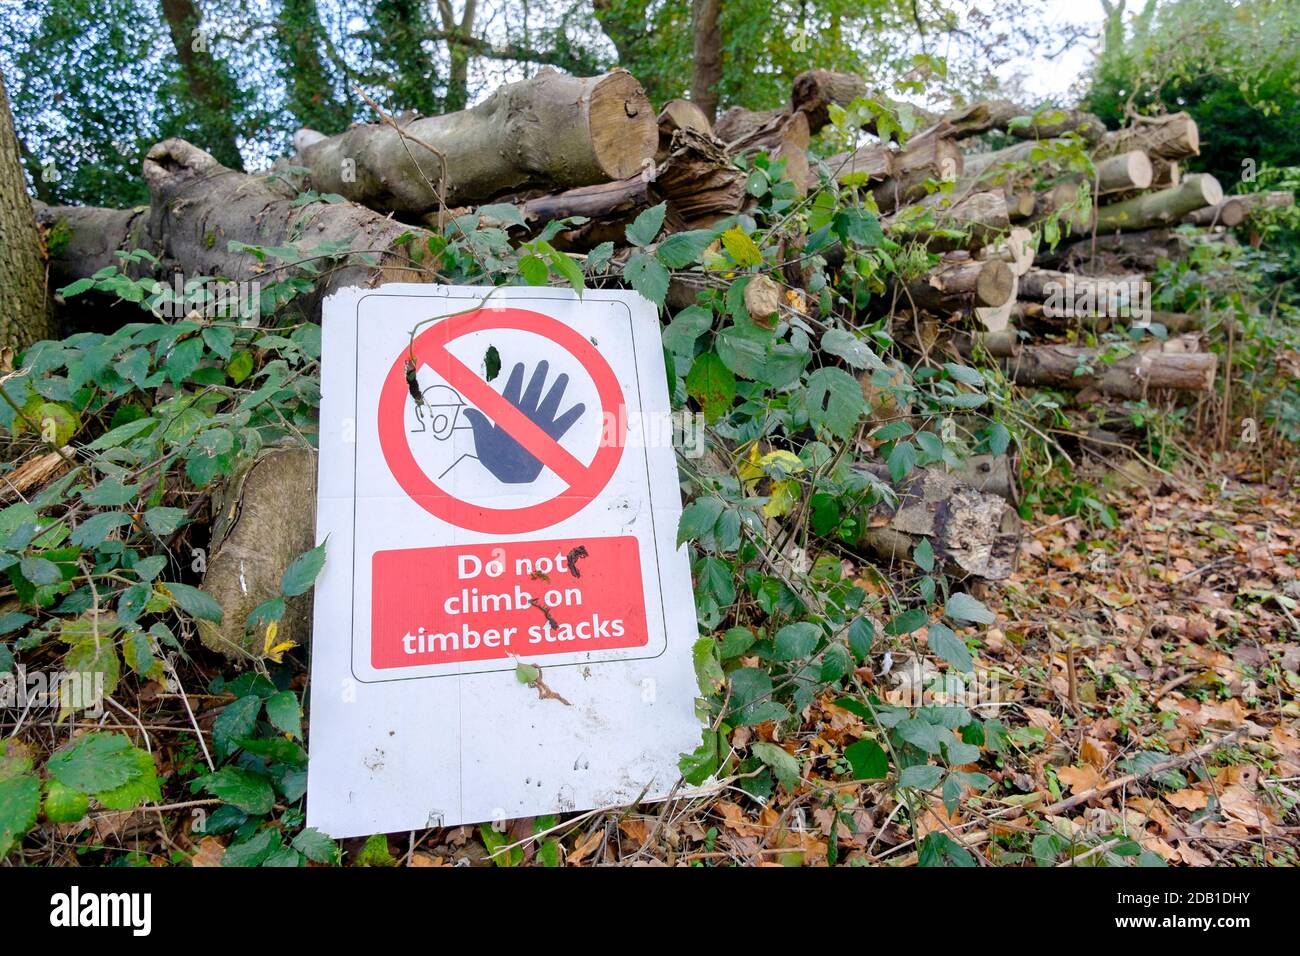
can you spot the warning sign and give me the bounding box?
[306,285,701,837]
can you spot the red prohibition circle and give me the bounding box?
[378,307,627,534]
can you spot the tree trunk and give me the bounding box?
[1093,112,1199,161]
[690,0,722,124]
[0,67,54,350]
[275,0,351,133]
[298,69,657,215]
[437,0,478,112]
[35,139,432,319]
[1094,174,1223,232]
[158,0,244,170]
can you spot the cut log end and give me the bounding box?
[589,70,659,181]
[975,258,1016,308]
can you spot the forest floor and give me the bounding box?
[18,441,1300,867]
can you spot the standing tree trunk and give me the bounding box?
[158,0,244,169]
[438,0,479,112]
[275,0,352,133]
[0,67,54,350]
[691,0,722,123]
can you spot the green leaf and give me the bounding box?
[47,732,139,793]
[677,496,724,546]
[265,690,302,740]
[946,592,994,625]
[821,328,885,371]
[201,766,275,815]
[894,718,946,755]
[914,538,935,572]
[887,439,917,482]
[899,764,945,790]
[805,367,865,439]
[885,607,928,636]
[692,638,725,697]
[42,779,89,824]
[623,252,670,307]
[844,739,889,780]
[720,226,762,268]
[19,557,62,586]
[685,351,736,422]
[927,622,974,672]
[546,249,586,295]
[625,202,667,247]
[62,635,121,706]
[226,351,254,384]
[0,774,40,857]
[162,582,223,622]
[94,745,160,810]
[656,229,716,268]
[292,827,341,864]
[70,511,132,548]
[847,617,875,660]
[221,828,278,867]
[213,695,263,760]
[143,507,189,535]
[728,667,788,726]
[750,741,801,791]
[280,542,327,597]
[518,254,548,285]
[772,622,820,661]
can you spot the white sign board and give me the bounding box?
[306,284,701,837]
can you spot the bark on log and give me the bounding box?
[903,256,1015,313]
[1182,198,1247,228]
[299,68,657,215]
[853,463,1021,581]
[1236,190,1296,218]
[1012,301,1239,335]
[871,136,962,213]
[1093,112,1200,161]
[789,70,936,136]
[35,139,432,316]
[654,127,748,227]
[824,142,893,185]
[718,108,811,193]
[959,333,1217,397]
[1094,174,1223,232]
[890,190,1011,252]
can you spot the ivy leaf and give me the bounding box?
[685,351,736,422]
[623,252,670,307]
[281,542,327,597]
[946,592,995,625]
[625,202,667,247]
[805,367,865,439]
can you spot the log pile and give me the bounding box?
[30,67,1297,596]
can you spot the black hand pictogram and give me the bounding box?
[462,361,586,484]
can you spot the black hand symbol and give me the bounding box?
[462,361,586,484]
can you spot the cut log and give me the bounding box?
[35,139,432,315]
[1093,112,1200,161]
[824,142,893,185]
[1094,174,1223,232]
[890,190,1011,252]
[713,105,788,143]
[1151,157,1180,188]
[721,108,811,193]
[654,127,748,227]
[1012,302,1240,335]
[962,137,1070,181]
[299,68,657,215]
[1182,198,1247,228]
[902,255,1016,313]
[979,226,1037,277]
[959,333,1217,397]
[656,99,712,163]
[1092,150,1153,193]
[515,177,657,249]
[853,463,1021,581]
[1236,190,1296,218]
[871,136,963,213]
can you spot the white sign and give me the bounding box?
[306,285,701,837]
